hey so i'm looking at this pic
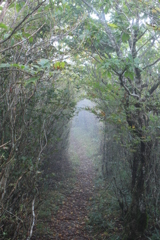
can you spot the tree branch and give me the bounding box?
[136,29,148,42]
[81,0,121,57]
[120,75,139,98]
[149,75,160,95]
[143,58,160,70]
[0,23,45,53]
[81,0,99,16]
[0,1,46,45]
[0,0,10,22]
[0,205,23,222]
[27,197,36,240]
[0,141,11,149]
[136,36,154,54]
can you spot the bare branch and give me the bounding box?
[0,205,23,222]
[38,120,47,160]
[27,197,36,240]
[122,84,139,98]
[120,75,139,98]
[0,141,11,149]
[7,172,27,199]
[136,36,154,54]
[143,57,160,70]
[136,29,148,42]
[81,0,99,16]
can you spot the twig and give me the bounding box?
[27,197,36,240]
[0,205,23,222]
[38,120,48,161]
[143,57,160,70]
[0,141,11,149]
[7,172,27,199]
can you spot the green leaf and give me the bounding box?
[122,33,130,43]
[0,63,25,69]
[124,71,134,80]
[11,38,14,46]
[16,2,25,12]
[37,59,50,68]
[11,63,20,67]
[108,23,118,28]
[31,65,41,69]
[3,33,9,39]
[54,61,65,69]
[29,37,33,43]
[0,23,8,30]
[44,5,50,11]
[22,32,31,38]
[107,71,111,78]
[105,46,115,53]
[9,3,15,9]
[14,32,22,40]
[60,62,65,68]
[25,77,39,86]
[16,3,21,12]
[10,63,25,69]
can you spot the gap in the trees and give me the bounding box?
[68,98,102,168]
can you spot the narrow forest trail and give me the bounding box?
[34,99,101,240]
[50,99,100,239]
[51,137,96,239]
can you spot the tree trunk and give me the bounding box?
[124,116,152,239]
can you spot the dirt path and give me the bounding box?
[50,135,96,240]
[35,100,100,240]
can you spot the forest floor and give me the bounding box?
[50,142,96,240]
[34,134,123,240]
[33,128,98,240]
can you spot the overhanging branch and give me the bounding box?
[0,1,46,45]
[0,23,46,53]
[143,57,160,70]
[81,0,121,56]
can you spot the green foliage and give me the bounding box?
[87,177,123,239]
[0,23,8,30]
[24,76,40,86]
[37,59,50,68]
[0,0,77,239]
[122,33,130,43]
[16,1,25,12]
